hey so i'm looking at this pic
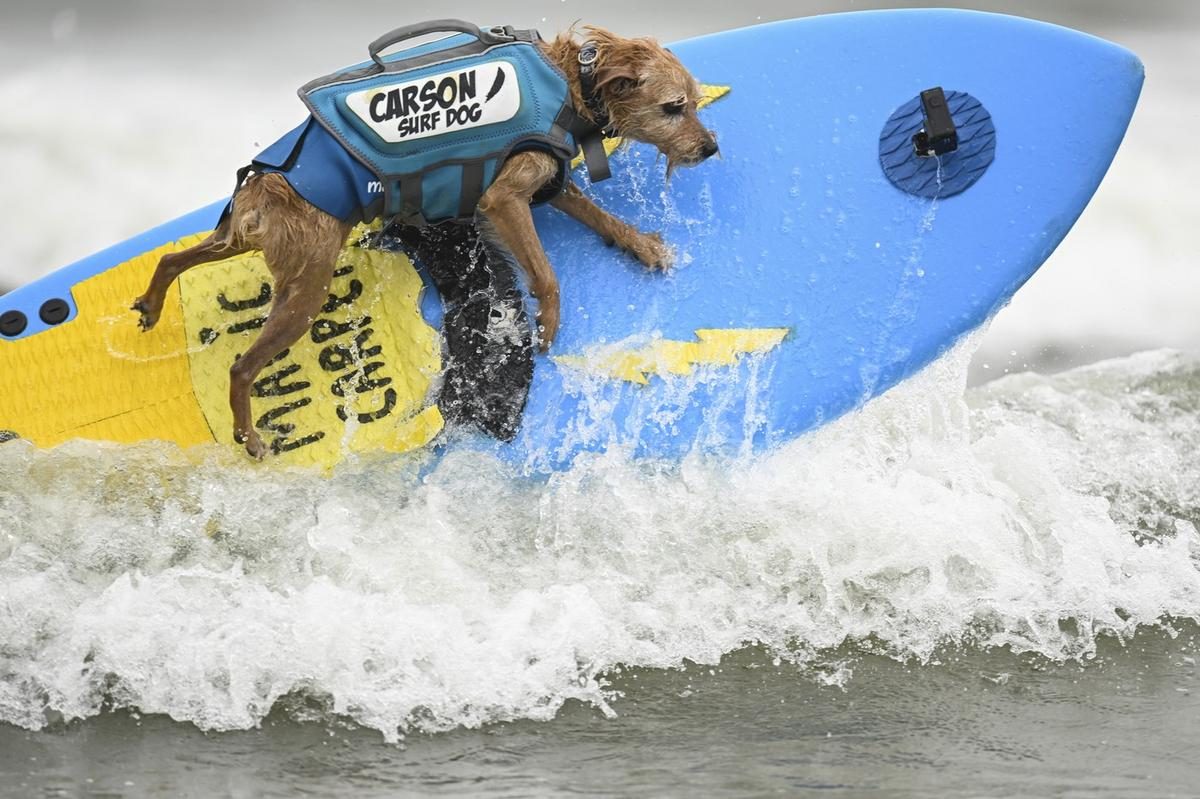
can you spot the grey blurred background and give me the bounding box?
[2,1,1197,377]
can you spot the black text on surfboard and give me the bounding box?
[202,263,400,455]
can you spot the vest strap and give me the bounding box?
[577,42,612,134]
[573,42,614,184]
[399,175,424,223]
[578,132,612,183]
[459,162,486,218]
[556,105,612,184]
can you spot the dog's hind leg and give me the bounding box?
[133,220,248,331]
[227,261,335,459]
[227,210,349,459]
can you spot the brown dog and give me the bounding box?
[132,25,718,459]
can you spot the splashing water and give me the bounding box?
[1,335,1199,743]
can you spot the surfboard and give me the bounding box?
[0,10,1143,470]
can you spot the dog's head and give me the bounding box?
[582,27,719,177]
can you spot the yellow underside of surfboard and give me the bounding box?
[0,232,444,468]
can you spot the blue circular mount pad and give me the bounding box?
[879,91,997,199]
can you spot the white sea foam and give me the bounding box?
[2,338,1198,741]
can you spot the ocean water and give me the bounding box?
[4,339,1200,795]
[3,1,1200,796]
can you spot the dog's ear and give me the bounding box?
[583,26,645,96]
[595,62,640,96]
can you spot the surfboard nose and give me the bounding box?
[516,10,1147,467]
[929,10,1146,165]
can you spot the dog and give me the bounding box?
[132,24,719,459]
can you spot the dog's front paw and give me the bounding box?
[131,297,160,331]
[626,231,675,271]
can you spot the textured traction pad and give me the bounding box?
[0,234,444,468]
[879,90,997,199]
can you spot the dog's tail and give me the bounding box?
[221,173,291,248]
[219,172,345,258]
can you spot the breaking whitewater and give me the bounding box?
[2,333,1198,743]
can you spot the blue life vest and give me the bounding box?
[239,21,603,226]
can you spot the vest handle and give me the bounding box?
[368,20,511,70]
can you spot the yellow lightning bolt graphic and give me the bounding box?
[570,84,731,170]
[554,328,789,385]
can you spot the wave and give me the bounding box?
[2,338,1198,741]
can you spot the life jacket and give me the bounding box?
[236,21,609,226]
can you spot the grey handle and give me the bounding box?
[368,20,507,69]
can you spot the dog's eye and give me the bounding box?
[661,100,686,116]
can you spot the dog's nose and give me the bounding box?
[701,136,720,160]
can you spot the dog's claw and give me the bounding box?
[245,437,268,461]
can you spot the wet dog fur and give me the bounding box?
[132,25,719,459]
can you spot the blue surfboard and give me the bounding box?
[0,10,1143,471]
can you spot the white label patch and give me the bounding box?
[344,61,521,144]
